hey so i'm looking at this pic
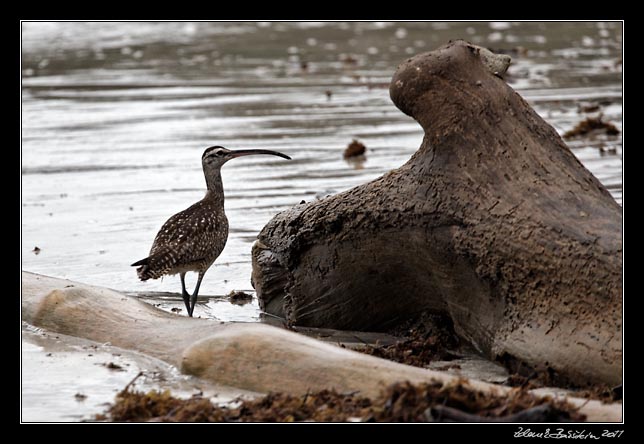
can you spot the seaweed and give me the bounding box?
[355,313,460,368]
[563,116,620,139]
[100,378,585,423]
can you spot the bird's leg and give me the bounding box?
[188,271,205,317]
[180,272,191,314]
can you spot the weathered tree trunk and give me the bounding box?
[251,41,622,386]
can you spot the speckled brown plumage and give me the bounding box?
[134,196,228,281]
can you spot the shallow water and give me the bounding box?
[22,21,622,318]
[21,323,258,422]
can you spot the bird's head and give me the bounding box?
[202,146,291,171]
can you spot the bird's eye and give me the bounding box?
[215,150,224,157]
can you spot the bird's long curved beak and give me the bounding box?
[230,149,291,160]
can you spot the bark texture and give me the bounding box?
[251,41,622,386]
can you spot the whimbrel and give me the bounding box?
[132,146,291,317]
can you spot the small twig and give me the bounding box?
[351,334,371,347]
[121,371,144,394]
[341,390,361,397]
[300,389,310,408]
[162,405,182,421]
[260,311,286,321]
[520,371,539,389]
[569,397,591,413]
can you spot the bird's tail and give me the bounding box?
[131,257,154,281]
[131,253,172,281]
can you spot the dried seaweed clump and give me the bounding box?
[100,379,584,423]
[563,116,620,139]
[377,381,583,422]
[102,389,225,422]
[355,314,460,368]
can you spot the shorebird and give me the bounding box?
[132,146,291,317]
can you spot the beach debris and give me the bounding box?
[599,146,618,156]
[354,324,459,368]
[577,102,601,113]
[228,290,253,305]
[340,54,358,66]
[32,246,41,255]
[343,139,367,158]
[563,115,620,139]
[103,362,125,371]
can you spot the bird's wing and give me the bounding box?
[148,201,227,269]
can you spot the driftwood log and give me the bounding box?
[21,271,621,421]
[251,41,622,386]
